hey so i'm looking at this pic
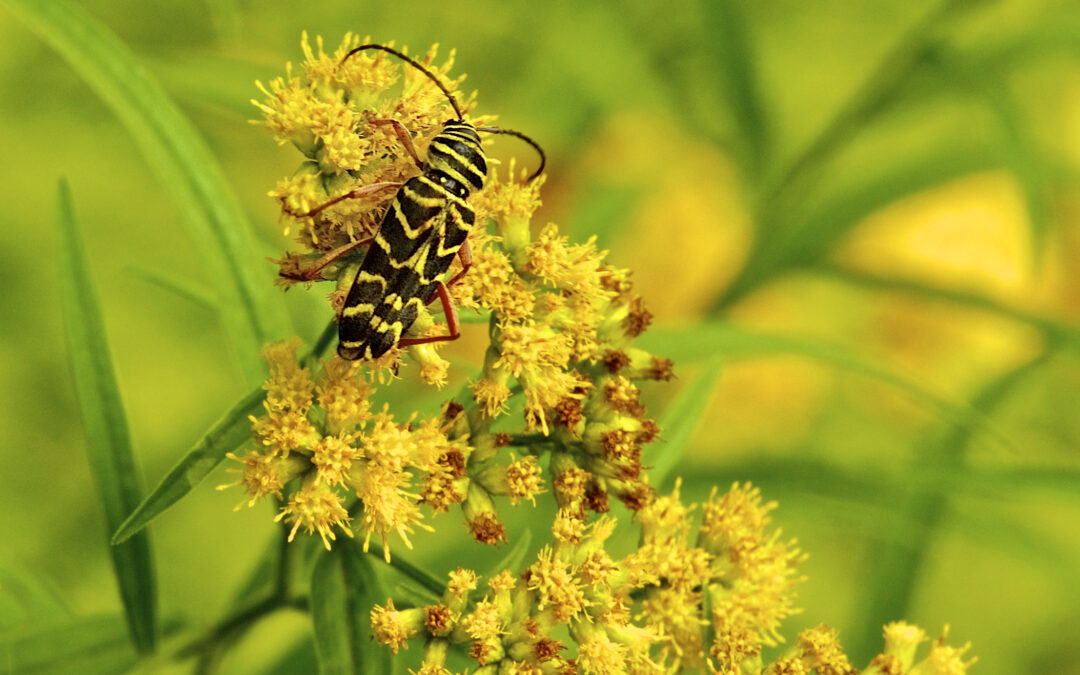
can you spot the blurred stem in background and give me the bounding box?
[711,0,990,312]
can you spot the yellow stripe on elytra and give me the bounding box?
[352,270,387,289]
[341,303,375,318]
[402,185,448,209]
[390,200,428,240]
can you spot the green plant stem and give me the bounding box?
[274,517,293,601]
[851,344,1054,661]
[361,540,446,598]
[814,263,1080,353]
[306,319,338,362]
[173,595,308,662]
[710,0,990,312]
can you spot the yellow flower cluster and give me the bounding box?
[254,32,484,252]
[249,35,978,675]
[222,338,478,559]
[369,482,975,674]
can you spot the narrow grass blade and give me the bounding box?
[815,264,1080,355]
[311,552,356,675]
[0,561,70,630]
[125,265,217,310]
[640,321,998,443]
[715,147,996,311]
[342,548,393,674]
[364,541,445,599]
[56,181,157,654]
[0,614,138,675]
[648,356,724,489]
[851,348,1051,660]
[932,49,1053,256]
[112,385,266,544]
[701,0,769,175]
[484,529,533,581]
[4,0,290,384]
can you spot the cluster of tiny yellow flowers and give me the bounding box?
[368,483,974,674]
[221,338,480,559]
[246,35,978,674]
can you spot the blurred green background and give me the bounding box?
[2,0,1080,672]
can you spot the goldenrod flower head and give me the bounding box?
[525,547,589,623]
[466,509,507,546]
[316,356,374,432]
[910,626,976,675]
[466,245,536,322]
[575,630,627,675]
[249,405,320,455]
[883,621,927,669]
[219,451,287,508]
[551,507,587,544]
[488,569,517,595]
[700,482,778,560]
[371,598,414,654]
[360,408,419,471]
[796,625,856,675]
[462,599,505,641]
[311,432,360,486]
[354,461,428,560]
[472,159,545,239]
[710,614,763,675]
[448,568,479,598]
[553,466,590,503]
[504,453,544,505]
[472,370,513,418]
[764,657,810,675]
[275,482,352,550]
[640,585,707,670]
[261,337,315,412]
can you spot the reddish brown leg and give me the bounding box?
[398,282,461,348]
[279,236,373,282]
[369,118,424,170]
[283,181,401,220]
[446,239,473,287]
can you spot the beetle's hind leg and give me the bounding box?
[397,282,461,348]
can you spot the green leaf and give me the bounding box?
[815,264,1080,356]
[4,0,290,384]
[929,47,1053,257]
[342,548,393,675]
[715,145,997,311]
[366,542,445,600]
[112,385,266,544]
[700,0,769,175]
[640,321,999,442]
[56,181,157,654]
[311,552,356,675]
[648,356,724,489]
[124,265,217,310]
[851,349,1051,660]
[484,529,533,581]
[264,638,319,675]
[0,561,70,630]
[0,615,137,675]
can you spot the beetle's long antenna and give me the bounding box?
[476,127,546,181]
[341,44,464,121]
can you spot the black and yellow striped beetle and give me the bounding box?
[282,44,544,361]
